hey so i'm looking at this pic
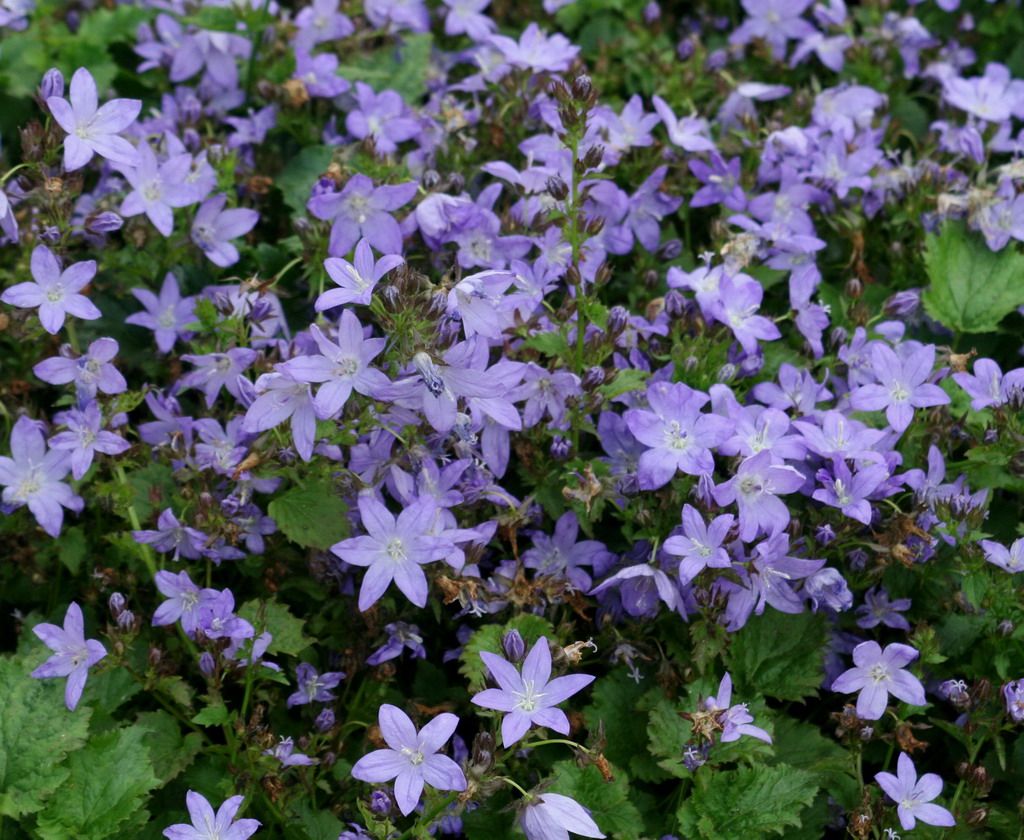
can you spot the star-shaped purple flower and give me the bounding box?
[830,641,925,720]
[1,244,101,334]
[30,602,106,711]
[162,791,260,840]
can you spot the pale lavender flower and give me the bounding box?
[730,0,816,59]
[875,753,955,831]
[30,602,106,711]
[307,174,417,257]
[330,496,452,610]
[287,663,345,707]
[625,381,730,490]
[33,337,127,399]
[264,737,317,767]
[162,791,260,840]
[293,50,349,98]
[294,0,354,49]
[522,511,614,592]
[855,587,911,631]
[488,23,579,73]
[0,416,82,537]
[651,96,715,152]
[47,67,141,171]
[119,142,194,236]
[812,458,888,525]
[943,62,1024,123]
[447,270,516,339]
[1,244,100,334]
[282,312,391,419]
[153,570,217,636]
[520,794,605,840]
[662,505,734,583]
[351,704,467,816]
[443,0,495,39]
[709,273,781,354]
[49,401,130,479]
[712,451,805,541]
[367,622,427,665]
[703,672,772,743]
[952,358,1024,411]
[1003,680,1024,723]
[979,538,1024,573]
[180,348,258,408]
[317,238,404,309]
[831,641,926,720]
[346,83,420,156]
[591,562,680,616]
[133,508,208,561]
[243,369,317,461]
[126,272,196,353]
[471,636,595,747]
[191,194,259,268]
[510,363,581,429]
[849,343,949,433]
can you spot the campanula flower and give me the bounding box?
[30,602,106,711]
[830,641,926,720]
[875,753,955,831]
[1,244,100,334]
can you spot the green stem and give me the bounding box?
[518,737,591,754]
[244,0,272,98]
[397,791,459,839]
[113,463,157,579]
[497,776,531,798]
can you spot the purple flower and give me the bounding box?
[34,337,127,399]
[855,587,911,631]
[591,562,680,617]
[979,538,1024,573]
[133,508,208,561]
[448,270,516,340]
[952,358,1024,411]
[875,753,955,832]
[346,83,420,156]
[46,67,141,171]
[318,238,404,309]
[520,793,605,840]
[287,663,345,707]
[812,458,888,525]
[849,343,950,433]
[1003,680,1024,723]
[294,0,354,49]
[119,142,194,236]
[662,505,734,583]
[282,313,391,419]
[488,23,580,74]
[712,451,805,541]
[522,511,613,591]
[307,174,417,257]
[442,0,495,39]
[510,363,581,430]
[264,737,317,767]
[709,274,781,354]
[730,0,816,59]
[351,704,467,816]
[625,382,730,490]
[49,401,130,479]
[652,96,715,151]
[330,496,451,610]
[943,62,1024,123]
[191,194,259,268]
[293,49,349,98]
[0,416,82,537]
[30,602,106,711]
[703,672,772,743]
[367,622,427,665]
[471,636,595,747]
[153,570,217,636]
[1,244,100,334]
[830,641,926,720]
[180,348,258,408]
[126,272,196,353]
[162,791,260,840]
[243,369,317,461]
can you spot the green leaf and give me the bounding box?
[676,763,819,839]
[922,222,1024,333]
[268,480,350,550]
[58,526,88,574]
[35,726,160,840]
[0,655,92,818]
[584,670,667,782]
[238,598,314,656]
[287,802,347,840]
[458,615,554,692]
[522,330,570,357]
[727,610,827,701]
[598,368,649,399]
[191,702,230,727]
[134,711,203,785]
[769,717,859,809]
[549,760,642,840]
[337,34,433,102]
[277,145,334,211]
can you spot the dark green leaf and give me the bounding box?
[727,611,827,701]
[268,480,350,550]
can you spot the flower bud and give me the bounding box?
[86,211,124,234]
[109,592,127,617]
[607,305,629,335]
[199,651,216,677]
[550,435,572,461]
[39,68,64,102]
[315,708,336,732]
[421,169,441,190]
[644,1,661,23]
[582,366,605,390]
[659,238,682,260]
[502,629,526,663]
[369,790,392,815]
[117,609,135,630]
[470,731,496,774]
[571,74,593,102]
[883,289,921,317]
[664,289,685,319]
[546,175,569,201]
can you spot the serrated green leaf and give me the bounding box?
[549,760,642,839]
[727,610,827,701]
[287,802,347,840]
[191,702,230,727]
[337,34,433,102]
[769,717,859,809]
[458,615,555,692]
[584,669,667,782]
[35,725,160,840]
[676,763,819,839]
[523,330,570,357]
[277,145,334,211]
[922,222,1024,333]
[0,656,92,818]
[238,598,313,656]
[58,526,88,574]
[134,711,203,785]
[268,480,350,550]
[598,368,649,399]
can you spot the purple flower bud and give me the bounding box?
[607,305,629,334]
[40,68,64,101]
[315,708,336,732]
[883,289,921,318]
[199,652,216,677]
[550,435,572,461]
[1002,679,1024,723]
[677,38,696,61]
[805,568,853,612]
[848,548,869,571]
[815,524,836,545]
[659,239,682,260]
[644,1,661,22]
[86,211,124,234]
[582,366,605,390]
[117,609,135,630]
[664,289,686,319]
[40,226,61,243]
[682,742,710,771]
[109,592,127,617]
[716,363,736,383]
[369,790,392,815]
[502,629,526,663]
